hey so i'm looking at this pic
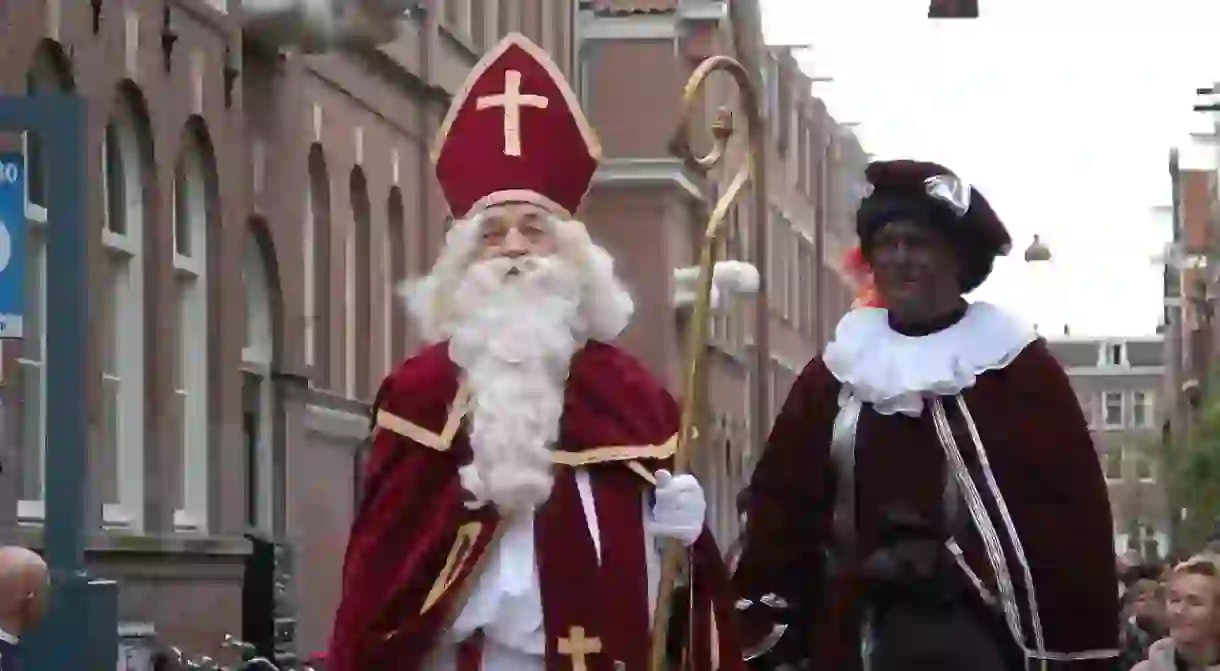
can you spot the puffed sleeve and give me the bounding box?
[732,356,842,664]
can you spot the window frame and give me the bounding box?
[243,234,277,532]
[1132,390,1154,429]
[170,137,211,533]
[98,117,147,532]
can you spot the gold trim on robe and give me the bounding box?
[374,386,678,475]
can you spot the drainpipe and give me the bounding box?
[1168,147,1185,555]
[726,0,771,457]
[417,9,434,275]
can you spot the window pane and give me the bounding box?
[243,371,263,529]
[99,375,120,505]
[22,232,44,361]
[17,361,43,501]
[173,170,191,257]
[1104,392,1123,426]
[102,259,121,375]
[25,130,46,208]
[172,389,186,512]
[103,124,125,234]
[174,278,190,389]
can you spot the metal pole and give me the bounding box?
[0,93,117,670]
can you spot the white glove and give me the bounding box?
[650,470,706,546]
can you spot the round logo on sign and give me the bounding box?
[0,220,13,273]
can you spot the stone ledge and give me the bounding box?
[17,528,252,559]
[592,158,703,200]
[304,403,370,442]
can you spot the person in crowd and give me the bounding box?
[1134,554,1220,670]
[0,546,48,671]
[325,32,742,670]
[1121,576,1168,670]
[731,159,1119,670]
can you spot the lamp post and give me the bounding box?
[1024,234,1054,334]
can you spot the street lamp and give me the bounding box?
[929,0,980,18]
[1024,234,1055,334]
[1024,233,1051,263]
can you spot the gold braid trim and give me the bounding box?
[374,383,470,452]
[373,384,676,485]
[548,434,678,466]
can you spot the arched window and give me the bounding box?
[305,144,331,388]
[386,187,406,365]
[15,41,73,523]
[243,225,276,531]
[99,84,150,531]
[347,168,372,399]
[171,122,215,533]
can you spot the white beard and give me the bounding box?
[449,255,586,514]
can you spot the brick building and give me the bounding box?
[0,0,863,659]
[579,0,863,543]
[1046,335,1169,559]
[0,0,579,659]
[1156,144,1218,554]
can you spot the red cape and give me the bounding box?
[328,341,744,670]
[733,339,1119,670]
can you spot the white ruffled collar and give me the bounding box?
[823,301,1036,417]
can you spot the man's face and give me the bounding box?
[1130,581,1165,626]
[869,219,961,323]
[17,574,48,632]
[475,203,558,268]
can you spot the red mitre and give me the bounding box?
[431,33,602,220]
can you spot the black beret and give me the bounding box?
[856,160,1012,293]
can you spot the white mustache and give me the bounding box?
[474,256,546,281]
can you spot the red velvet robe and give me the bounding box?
[327,340,744,671]
[733,339,1119,670]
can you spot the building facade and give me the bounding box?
[1156,146,1217,554]
[0,0,578,659]
[0,0,863,660]
[578,0,862,544]
[1047,335,1170,559]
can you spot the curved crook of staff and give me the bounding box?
[650,54,764,671]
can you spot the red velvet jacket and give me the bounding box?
[327,341,744,670]
[733,339,1119,670]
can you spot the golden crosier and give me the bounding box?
[650,53,764,671]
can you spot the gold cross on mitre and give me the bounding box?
[476,69,549,157]
[557,626,602,671]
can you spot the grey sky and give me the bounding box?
[760,0,1220,335]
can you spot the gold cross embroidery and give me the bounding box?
[557,626,602,671]
[476,70,549,157]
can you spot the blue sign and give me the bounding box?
[0,152,25,339]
